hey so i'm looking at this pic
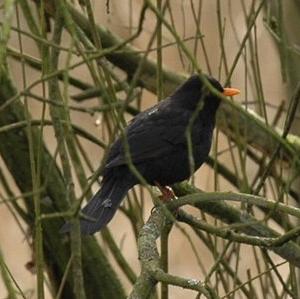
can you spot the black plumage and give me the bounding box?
[61,74,239,235]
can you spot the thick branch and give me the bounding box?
[128,206,218,299]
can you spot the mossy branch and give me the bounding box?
[130,185,300,297]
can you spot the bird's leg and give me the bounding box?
[151,181,179,219]
[154,181,176,202]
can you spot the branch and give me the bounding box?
[130,187,300,297]
[172,183,300,268]
[128,206,219,299]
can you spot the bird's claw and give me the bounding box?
[154,181,177,202]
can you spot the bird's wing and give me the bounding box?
[105,103,189,168]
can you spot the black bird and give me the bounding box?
[61,74,240,235]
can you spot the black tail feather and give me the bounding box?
[61,177,132,235]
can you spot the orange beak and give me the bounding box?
[223,87,240,97]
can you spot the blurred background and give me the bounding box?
[1,0,300,298]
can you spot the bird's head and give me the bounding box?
[172,74,240,112]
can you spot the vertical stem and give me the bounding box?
[48,4,87,298]
[216,0,229,78]
[156,0,163,101]
[15,3,45,298]
[0,248,18,299]
[160,220,172,299]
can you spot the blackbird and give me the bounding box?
[61,74,240,235]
